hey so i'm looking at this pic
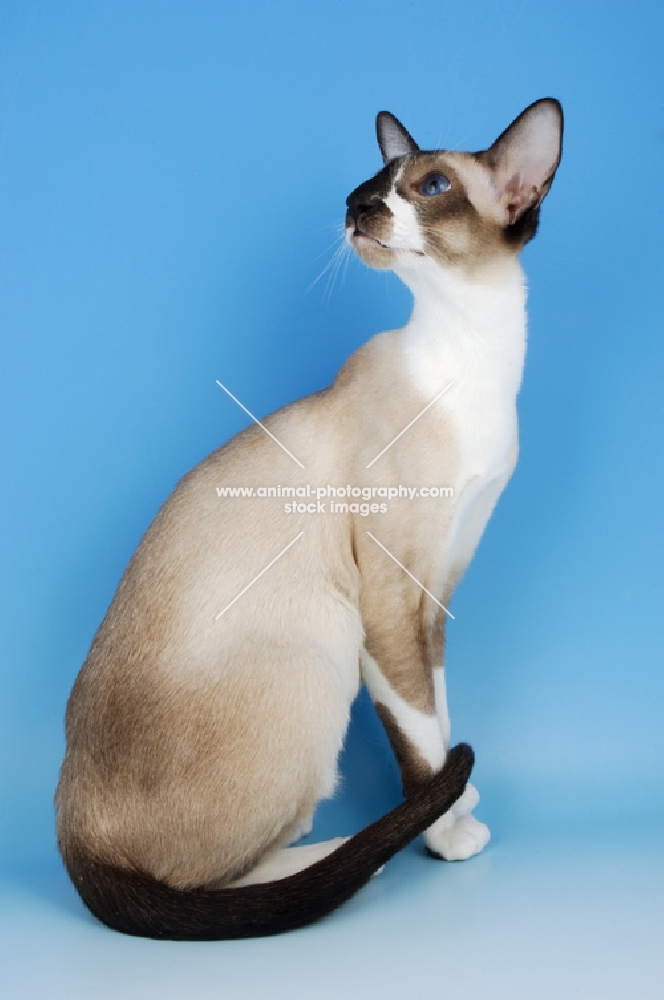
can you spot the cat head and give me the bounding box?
[346,99,563,279]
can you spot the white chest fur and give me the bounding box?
[400,259,527,577]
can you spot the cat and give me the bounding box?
[56,98,563,940]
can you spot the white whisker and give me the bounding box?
[307,231,349,297]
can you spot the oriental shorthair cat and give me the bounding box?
[56,99,563,939]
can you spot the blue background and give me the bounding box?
[1,1,663,997]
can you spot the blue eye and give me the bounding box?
[418,173,451,197]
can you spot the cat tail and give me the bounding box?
[62,743,474,941]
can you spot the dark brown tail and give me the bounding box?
[61,743,474,940]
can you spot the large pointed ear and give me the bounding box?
[481,98,563,225]
[376,111,420,164]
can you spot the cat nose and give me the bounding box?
[346,190,371,218]
[346,191,374,225]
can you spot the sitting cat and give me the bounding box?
[56,98,563,939]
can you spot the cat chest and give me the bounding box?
[401,312,523,569]
[403,301,524,484]
[448,390,518,489]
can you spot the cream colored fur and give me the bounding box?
[56,100,562,889]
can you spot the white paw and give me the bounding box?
[423,783,490,861]
[425,813,491,861]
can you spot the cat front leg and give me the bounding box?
[360,649,489,861]
[423,665,490,861]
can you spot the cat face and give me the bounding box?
[346,99,563,275]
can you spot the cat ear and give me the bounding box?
[376,112,420,164]
[482,98,563,225]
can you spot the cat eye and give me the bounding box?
[418,173,451,197]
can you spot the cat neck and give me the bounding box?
[397,255,528,401]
